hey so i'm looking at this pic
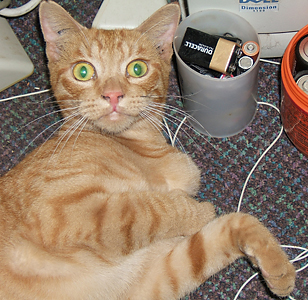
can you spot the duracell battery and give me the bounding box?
[242,41,259,61]
[189,64,222,78]
[178,27,242,75]
[215,33,243,47]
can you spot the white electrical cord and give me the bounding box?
[0,89,50,102]
[260,58,281,65]
[237,102,283,212]
[0,0,42,17]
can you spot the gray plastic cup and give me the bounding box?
[173,9,259,138]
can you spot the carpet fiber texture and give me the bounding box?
[0,1,307,299]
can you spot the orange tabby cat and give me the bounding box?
[0,1,295,299]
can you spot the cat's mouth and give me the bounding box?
[107,111,121,121]
[103,105,141,122]
[79,97,152,134]
[95,111,123,124]
[78,97,146,133]
[93,109,138,133]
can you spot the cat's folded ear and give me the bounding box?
[137,3,181,61]
[39,0,86,62]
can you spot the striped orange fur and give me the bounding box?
[0,1,295,299]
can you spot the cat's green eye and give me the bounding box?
[73,62,95,81]
[127,60,148,78]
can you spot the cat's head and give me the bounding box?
[39,1,180,135]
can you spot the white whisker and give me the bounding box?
[150,101,210,132]
[22,95,56,106]
[140,111,164,134]
[143,96,211,132]
[140,110,186,153]
[59,116,88,155]
[144,101,222,154]
[23,114,75,157]
[145,105,199,151]
[71,117,89,151]
[51,114,85,158]
[19,107,79,130]
[144,92,210,109]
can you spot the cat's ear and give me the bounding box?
[39,0,85,62]
[137,3,181,61]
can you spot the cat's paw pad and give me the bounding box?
[261,261,295,297]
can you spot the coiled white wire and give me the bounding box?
[0,0,42,17]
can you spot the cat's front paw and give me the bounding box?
[261,261,295,297]
[238,214,296,297]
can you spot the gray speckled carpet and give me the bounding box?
[0,1,307,299]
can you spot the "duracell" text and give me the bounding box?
[184,41,213,55]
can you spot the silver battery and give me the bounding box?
[295,35,308,71]
[296,74,308,95]
[238,56,254,74]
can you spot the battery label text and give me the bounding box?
[184,41,213,55]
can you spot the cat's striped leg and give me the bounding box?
[98,189,215,255]
[29,189,215,258]
[127,212,295,300]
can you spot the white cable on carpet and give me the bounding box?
[0,89,50,102]
[0,0,42,17]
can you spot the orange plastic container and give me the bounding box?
[281,24,308,156]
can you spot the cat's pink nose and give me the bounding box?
[102,92,124,111]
